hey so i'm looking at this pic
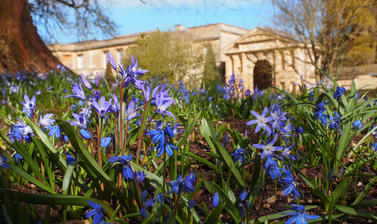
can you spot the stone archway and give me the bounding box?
[253,60,273,90]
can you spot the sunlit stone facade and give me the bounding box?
[49,24,377,90]
[48,23,248,79]
[224,27,316,92]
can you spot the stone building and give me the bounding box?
[49,23,377,91]
[48,23,249,79]
[224,27,316,92]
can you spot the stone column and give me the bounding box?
[241,53,247,90]
[225,55,232,82]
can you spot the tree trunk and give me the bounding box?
[0,0,60,74]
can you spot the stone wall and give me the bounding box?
[49,23,248,79]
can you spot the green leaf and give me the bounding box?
[328,178,350,218]
[8,164,55,194]
[200,118,217,154]
[352,199,377,209]
[203,203,225,224]
[177,111,202,148]
[13,140,46,182]
[336,121,352,164]
[62,163,76,194]
[185,152,219,173]
[209,136,246,188]
[203,180,240,222]
[292,165,328,205]
[141,213,155,224]
[248,205,318,223]
[335,205,377,221]
[131,161,163,189]
[353,176,377,205]
[25,117,67,170]
[32,137,55,189]
[57,120,127,207]
[0,188,114,218]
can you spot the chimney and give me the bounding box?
[174,24,184,31]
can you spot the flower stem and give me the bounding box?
[136,103,148,164]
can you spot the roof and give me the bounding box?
[48,23,249,52]
[223,26,303,55]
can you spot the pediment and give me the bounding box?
[236,28,277,43]
[224,27,298,54]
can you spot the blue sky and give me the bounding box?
[53,0,275,44]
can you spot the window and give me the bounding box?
[103,51,109,68]
[203,47,208,56]
[77,54,83,69]
[117,49,124,64]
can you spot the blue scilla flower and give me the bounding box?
[9,84,19,94]
[240,190,248,201]
[212,192,219,208]
[144,193,165,212]
[281,168,301,199]
[8,123,24,142]
[232,148,245,164]
[172,123,184,136]
[328,112,341,135]
[313,102,327,124]
[309,91,315,101]
[281,144,295,161]
[14,153,23,164]
[66,152,76,165]
[69,113,88,129]
[110,93,120,113]
[285,204,319,224]
[92,89,102,101]
[264,156,282,180]
[170,173,195,195]
[141,81,153,102]
[296,126,304,135]
[247,107,273,135]
[39,113,55,129]
[118,55,147,90]
[65,82,86,101]
[153,87,176,119]
[125,98,139,121]
[253,134,283,159]
[91,96,113,119]
[141,190,149,202]
[333,86,346,101]
[81,74,92,90]
[100,137,112,148]
[146,127,178,157]
[136,171,146,184]
[107,52,117,71]
[252,86,264,100]
[11,120,34,143]
[239,190,250,219]
[21,94,36,118]
[353,120,362,130]
[140,207,148,218]
[239,79,244,91]
[80,129,92,140]
[109,155,134,181]
[48,125,61,138]
[85,201,106,224]
[0,156,9,169]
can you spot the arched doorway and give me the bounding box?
[253,60,273,90]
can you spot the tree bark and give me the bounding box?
[0,0,60,74]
